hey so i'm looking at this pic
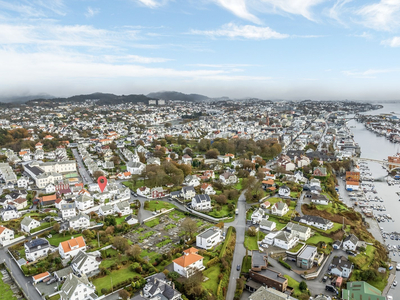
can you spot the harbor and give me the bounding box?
[340,103,400,296]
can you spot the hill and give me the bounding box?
[26,93,156,106]
[147,91,209,102]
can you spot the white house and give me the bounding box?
[21,216,41,233]
[58,236,87,259]
[59,273,96,300]
[182,154,193,165]
[17,177,29,189]
[173,247,205,278]
[196,227,223,250]
[143,273,182,300]
[45,183,56,194]
[342,234,359,251]
[311,194,330,205]
[98,204,114,216]
[200,183,216,195]
[181,186,196,200]
[125,215,139,225]
[0,226,14,246]
[75,194,94,211]
[69,213,90,230]
[137,186,151,197]
[10,197,28,210]
[270,201,289,217]
[259,219,276,231]
[1,205,21,221]
[330,256,353,278]
[184,175,200,187]
[273,231,299,250]
[71,250,101,276]
[191,194,212,211]
[251,208,266,224]
[24,238,51,261]
[295,215,334,231]
[60,203,77,219]
[114,201,132,216]
[127,161,145,175]
[219,172,238,185]
[278,185,291,197]
[286,222,312,241]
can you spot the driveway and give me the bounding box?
[295,192,305,217]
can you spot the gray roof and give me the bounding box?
[21,216,38,227]
[182,186,195,193]
[198,227,220,239]
[249,286,297,300]
[71,250,98,270]
[259,219,274,227]
[286,222,310,233]
[252,251,267,268]
[54,266,73,279]
[69,212,89,222]
[24,238,50,252]
[298,245,317,260]
[115,200,130,210]
[343,234,359,245]
[193,194,211,203]
[60,273,93,300]
[76,194,93,203]
[295,215,331,225]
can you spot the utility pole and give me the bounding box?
[97,231,100,248]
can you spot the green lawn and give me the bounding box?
[241,255,252,273]
[244,232,265,250]
[48,294,60,300]
[284,275,302,297]
[233,178,243,190]
[169,211,186,221]
[144,218,159,228]
[202,264,221,294]
[92,267,140,295]
[122,180,145,191]
[156,239,172,247]
[306,233,333,246]
[145,201,175,212]
[0,272,16,299]
[288,243,304,253]
[349,245,375,270]
[47,233,83,246]
[165,224,176,230]
[115,216,126,225]
[265,215,288,230]
[30,222,52,233]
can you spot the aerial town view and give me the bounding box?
[1,1,400,300]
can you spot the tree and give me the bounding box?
[53,223,60,233]
[93,170,104,180]
[299,280,307,291]
[164,122,172,128]
[215,194,227,205]
[110,155,120,166]
[113,236,129,252]
[126,244,142,260]
[205,148,220,159]
[247,226,257,237]
[181,218,197,239]
[118,289,130,300]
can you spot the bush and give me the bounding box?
[278,259,292,270]
[206,257,220,268]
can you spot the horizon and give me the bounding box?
[1,1,400,100]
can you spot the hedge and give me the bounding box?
[278,259,292,270]
[206,257,220,268]
[219,226,233,259]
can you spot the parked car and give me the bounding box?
[325,285,338,294]
[237,265,240,271]
[346,250,356,256]
[322,276,328,282]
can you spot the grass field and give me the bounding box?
[145,201,175,212]
[307,233,333,246]
[47,233,83,246]
[349,245,375,270]
[92,266,140,295]
[0,272,16,300]
[244,231,265,250]
[265,215,288,230]
[144,218,159,228]
[241,255,252,273]
[202,264,221,294]
[284,275,302,297]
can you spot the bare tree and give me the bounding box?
[181,218,197,239]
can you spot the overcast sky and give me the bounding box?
[1,0,400,100]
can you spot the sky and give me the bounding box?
[1,0,400,101]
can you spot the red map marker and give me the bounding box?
[98,176,107,192]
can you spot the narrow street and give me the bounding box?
[72,148,94,185]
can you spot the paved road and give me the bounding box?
[0,247,43,300]
[72,148,93,185]
[295,192,305,217]
[226,191,247,300]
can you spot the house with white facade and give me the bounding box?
[75,194,94,211]
[330,256,353,278]
[259,219,276,231]
[200,183,216,195]
[191,194,211,211]
[183,175,200,187]
[273,231,299,250]
[21,216,41,233]
[60,203,77,219]
[0,225,14,246]
[342,234,359,251]
[173,247,205,278]
[137,186,150,197]
[71,250,101,277]
[278,186,290,197]
[127,161,145,175]
[45,183,56,194]
[59,273,96,300]
[219,172,238,185]
[114,201,132,216]
[270,201,289,217]
[99,204,114,216]
[69,213,90,230]
[1,205,21,221]
[17,177,29,189]
[294,215,334,231]
[286,222,312,241]
[196,227,223,250]
[24,238,51,261]
[251,208,266,224]
[58,236,87,259]
[142,273,182,300]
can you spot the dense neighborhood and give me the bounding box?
[0,98,395,300]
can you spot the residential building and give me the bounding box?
[343,234,359,251]
[75,194,94,211]
[270,201,289,217]
[259,219,276,231]
[196,227,223,250]
[173,247,205,278]
[59,273,97,300]
[294,215,334,231]
[58,236,87,259]
[200,183,216,195]
[273,231,299,250]
[278,185,290,197]
[1,205,20,221]
[142,273,182,300]
[24,238,51,261]
[286,222,312,241]
[60,203,76,219]
[248,286,297,300]
[99,204,114,216]
[296,245,317,269]
[69,213,90,230]
[114,200,132,216]
[330,256,353,278]
[0,225,14,246]
[21,216,41,233]
[181,186,196,200]
[191,194,211,211]
[71,250,101,276]
[219,172,237,185]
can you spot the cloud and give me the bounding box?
[0,0,66,17]
[190,23,288,39]
[327,0,352,25]
[188,63,256,68]
[258,0,326,21]
[135,0,169,9]
[85,7,100,18]
[212,0,261,24]
[381,36,400,47]
[353,32,372,39]
[342,69,395,78]
[356,0,400,31]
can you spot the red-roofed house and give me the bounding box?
[32,271,51,284]
[173,247,205,277]
[58,236,86,259]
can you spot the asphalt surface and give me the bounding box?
[226,191,247,300]
[72,148,93,185]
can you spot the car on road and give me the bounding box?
[346,250,357,256]
[325,285,338,294]
[237,265,240,271]
[322,276,328,282]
